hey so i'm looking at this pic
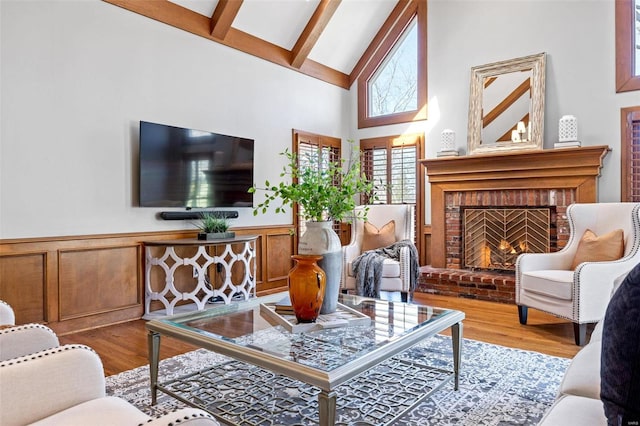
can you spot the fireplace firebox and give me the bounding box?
[462,207,553,271]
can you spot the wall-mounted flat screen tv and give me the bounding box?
[139,121,254,208]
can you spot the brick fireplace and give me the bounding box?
[418,145,610,303]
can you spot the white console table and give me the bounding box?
[143,236,258,318]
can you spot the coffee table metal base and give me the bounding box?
[149,339,458,426]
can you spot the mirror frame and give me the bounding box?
[467,52,546,155]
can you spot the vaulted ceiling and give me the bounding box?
[103,0,413,89]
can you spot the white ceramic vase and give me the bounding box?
[298,221,342,314]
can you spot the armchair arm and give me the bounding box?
[398,245,412,293]
[0,323,60,361]
[341,241,362,289]
[516,251,575,274]
[0,344,105,426]
[144,408,220,426]
[574,260,636,323]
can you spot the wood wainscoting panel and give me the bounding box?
[263,231,294,291]
[0,253,47,324]
[58,245,142,320]
[0,225,293,334]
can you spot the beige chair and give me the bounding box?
[341,204,417,301]
[0,299,60,361]
[516,202,640,345]
[0,344,219,426]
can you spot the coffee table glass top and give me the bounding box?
[149,292,461,374]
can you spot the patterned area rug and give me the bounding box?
[106,335,569,425]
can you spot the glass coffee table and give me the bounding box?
[146,292,464,426]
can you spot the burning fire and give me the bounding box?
[499,239,517,254]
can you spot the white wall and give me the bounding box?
[350,0,638,224]
[0,0,348,239]
[1,0,637,239]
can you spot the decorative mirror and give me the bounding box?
[467,53,546,155]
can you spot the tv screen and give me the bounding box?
[139,121,254,208]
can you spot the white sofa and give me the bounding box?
[538,321,606,425]
[0,344,219,426]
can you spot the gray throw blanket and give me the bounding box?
[352,239,419,298]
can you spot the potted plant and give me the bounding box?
[249,143,374,313]
[248,144,374,223]
[196,213,235,240]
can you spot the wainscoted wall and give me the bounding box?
[0,225,293,335]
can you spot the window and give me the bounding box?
[616,0,640,92]
[621,106,640,201]
[360,134,422,205]
[292,130,341,238]
[368,19,418,118]
[357,1,427,128]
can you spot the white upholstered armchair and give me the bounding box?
[341,204,416,301]
[0,299,60,361]
[516,202,640,345]
[0,299,16,325]
[0,344,219,426]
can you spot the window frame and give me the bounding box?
[292,130,342,248]
[357,0,427,128]
[616,0,640,93]
[621,106,640,201]
[361,136,418,204]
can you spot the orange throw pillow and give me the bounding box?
[362,220,396,252]
[570,228,625,270]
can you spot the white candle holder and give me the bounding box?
[441,129,456,151]
[559,115,578,142]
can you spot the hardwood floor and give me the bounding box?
[59,292,588,377]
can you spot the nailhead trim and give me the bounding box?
[138,410,215,426]
[0,323,55,336]
[0,344,96,367]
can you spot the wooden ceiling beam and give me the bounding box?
[102,0,349,89]
[290,0,341,69]
[210,0,243,40]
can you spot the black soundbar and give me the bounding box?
[159,211,239,220]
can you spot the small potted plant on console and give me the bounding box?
[196,213,235,240]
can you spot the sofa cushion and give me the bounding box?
[520,270,574,300]
[590,321,604,343]
[362,220,395,252]
[558,341,601,399]
[601,261,640,424]
[570,229,624,270]
[537,394,606,426]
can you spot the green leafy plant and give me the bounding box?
[248,143,375,222]
[196,213,230,233]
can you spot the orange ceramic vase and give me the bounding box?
[288,255,326,323]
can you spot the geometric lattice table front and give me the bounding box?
[143,236,258,317]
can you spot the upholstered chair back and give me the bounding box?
[350,204,415,250]
[565,202,640,258]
